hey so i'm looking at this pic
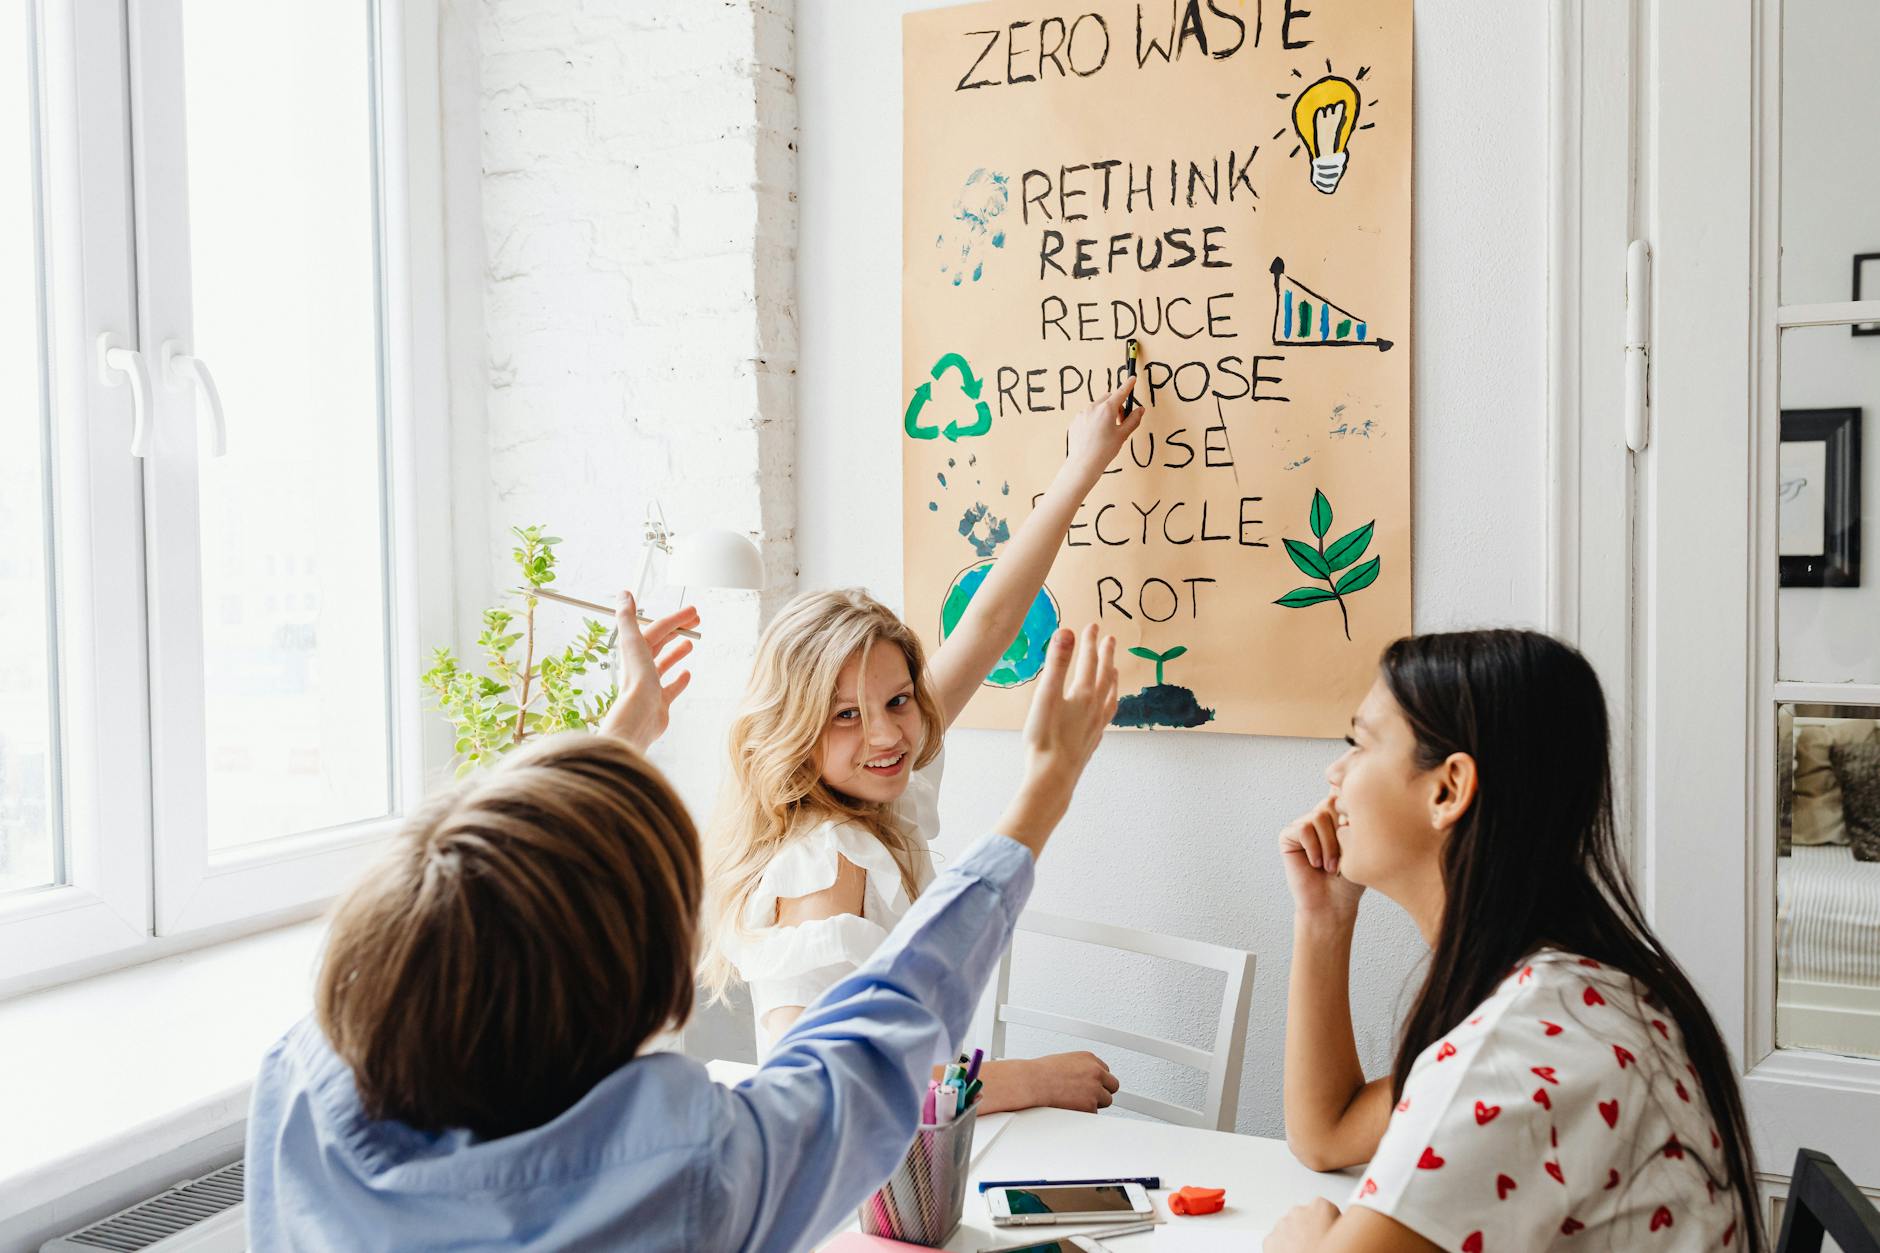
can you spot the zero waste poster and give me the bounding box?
[902,0,1412,738]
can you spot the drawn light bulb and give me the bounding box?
[1291,75,1360,195]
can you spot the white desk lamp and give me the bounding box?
[524,505,765,641]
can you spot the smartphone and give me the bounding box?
[985,1182,1153,1226]
[982,1239,1111,1253]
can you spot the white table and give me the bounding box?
[947,1106,1359,1251]
[707,1061,1359,1251]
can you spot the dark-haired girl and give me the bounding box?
[1265,630,1761,1253]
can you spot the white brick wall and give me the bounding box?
[463,0,798,822]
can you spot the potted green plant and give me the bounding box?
[421,525,617,776]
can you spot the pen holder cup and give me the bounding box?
[857,1104,977,1247]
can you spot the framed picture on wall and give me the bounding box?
[1856,254,1880,336]
[1779,408,1862,587]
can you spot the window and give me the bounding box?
[0,0,447,986]
[0,6,58,901]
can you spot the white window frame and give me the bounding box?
[0,0,456,993]
[0,0,153,985]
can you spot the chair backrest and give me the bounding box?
[1776,1149,1880,1253]
[987,909,1255,1132]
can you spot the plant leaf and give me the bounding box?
[1284,538,1332,580]
[1309,489,1333,539]
[1127,646,1161,661]
[1275,586,1339,608]
[1324,521,1375,572]
[1335,556,1382,595]
[1159,645,1188,662]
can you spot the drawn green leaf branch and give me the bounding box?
[1127,643,1189,686]
[1274,489,1382,641]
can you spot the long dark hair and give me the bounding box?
[1381,630,1763,1251]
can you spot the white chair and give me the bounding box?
[985,909,1256,1132]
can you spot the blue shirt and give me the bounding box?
[244,832,1035,1252]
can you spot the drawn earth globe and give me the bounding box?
[939,559,1061,688]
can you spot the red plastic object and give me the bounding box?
[1169,1185,1226,1216]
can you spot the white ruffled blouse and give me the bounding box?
[725,753,943,1053]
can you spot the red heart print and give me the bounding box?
[1417,1147,1445,1170]
[1652,1018,1670,1039]
[1707,1181,1718,1202]
[1360,1177,1377,1197]
[1583,985,1606,1007]
[1396,1097,1412,1113]
[1710,1127,1721,1150]
[1474,1100,1501,1125]
[1604,1168,1621,1191]
[1550,1127,1558,1149]
[1599,1099,1619,1128]
[1613,1044,1636,1069]
[1541,1020,1564,1036]
[1650,1206,1673,1232]
[1674,1080,1690,1102]
[1579,957,1602,968]
[1561,1217,1585,1235]
[1533,1086,1552,1110]
[1664,1135,1685,1160]
[1544,1160,1565,1185]
[1531,1065,1559,1084]
[1495,1173,1517,1201]
[1437,1041,1457,1062]
[1462,1233,1483,1253]
[1518,966,1534,983]
[1724,1220,1737,1245]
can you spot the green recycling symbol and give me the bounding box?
[904,351,993,442]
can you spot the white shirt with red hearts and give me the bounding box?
[1348,949,1743,1252]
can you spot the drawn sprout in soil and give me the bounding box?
[1112,643,1216,730]
[1274,489,1381,642]
[1131,644,1186,686]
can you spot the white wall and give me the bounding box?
[459,0,799,817]
[796,0,1546,1135]
[1777,0,1880,686]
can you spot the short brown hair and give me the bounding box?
[316,733,701,1137]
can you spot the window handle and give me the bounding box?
[97,332,154,457]
[161,340,227,457]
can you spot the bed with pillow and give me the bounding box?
[1777,714,1880,1056]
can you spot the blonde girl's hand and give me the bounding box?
[1279,795,1365,925]
[597,593,699,751]
[970,1052,1120,1115]
[1062,373,1144,487]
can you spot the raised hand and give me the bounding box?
[998,624,1120,854]
[597,593,699,751]
[1062,373,1144,487]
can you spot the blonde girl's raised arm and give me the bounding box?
[927,377,1141,728]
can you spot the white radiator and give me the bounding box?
[40,1160,244,1253]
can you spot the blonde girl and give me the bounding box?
[702,376,1141,1113]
